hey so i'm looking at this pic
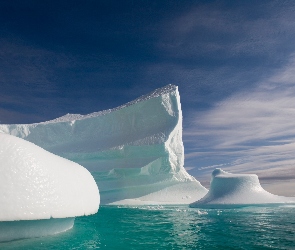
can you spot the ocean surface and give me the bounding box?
[1,205,295,249]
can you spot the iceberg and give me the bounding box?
[0,134,99,241]
[0,85,207,205]
[190,168,295,208]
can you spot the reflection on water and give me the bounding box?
[1,205,295,249]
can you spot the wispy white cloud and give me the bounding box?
[134,2,295,194]
[159,1,295,58]
[137,1,295,122]
[184,55,295,187]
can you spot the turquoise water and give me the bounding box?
[1,205,295,249]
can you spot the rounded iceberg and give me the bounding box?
[0,134,99,241]
[190,168,295,208]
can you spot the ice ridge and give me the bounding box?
[41,84,178,124]
[0,85,207,205]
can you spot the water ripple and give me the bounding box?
[1,205,294,249]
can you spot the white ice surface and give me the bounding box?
[0,134,100,221]
[0,85,207,204]
[190,168,295,207]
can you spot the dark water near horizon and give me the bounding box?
[1,205,295,249]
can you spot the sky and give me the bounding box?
[1,0,295,195]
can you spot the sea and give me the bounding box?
[1,205,294,250]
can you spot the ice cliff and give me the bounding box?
[0,133,99,241]
[190,168,295,207]
[0,85,207,205]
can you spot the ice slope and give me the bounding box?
[0,85,207,204]
[0,134,100,221]
[190,168,295,207]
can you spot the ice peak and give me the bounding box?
[211,168,227,177]
[43,84,178,124]
[138,84,177,100]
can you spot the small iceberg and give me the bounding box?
[190,168,295,208]
[0,134,99,242]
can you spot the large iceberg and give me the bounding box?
[190,168,295,208]
[0,134,99,241]
[0,85,207,204]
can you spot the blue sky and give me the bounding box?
[1,0,294,195]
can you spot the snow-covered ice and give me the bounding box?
[0,85,207,205]
[190,168,295,207]
[0,134,99,241]
[0,134,99,221]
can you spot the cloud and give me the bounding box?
[159,1,295,59]
[261,179,295,196]
[184,54,295,185]
[136,1,295,124]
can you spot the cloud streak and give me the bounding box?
[159,1,295,59]
[184,55,295,188]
